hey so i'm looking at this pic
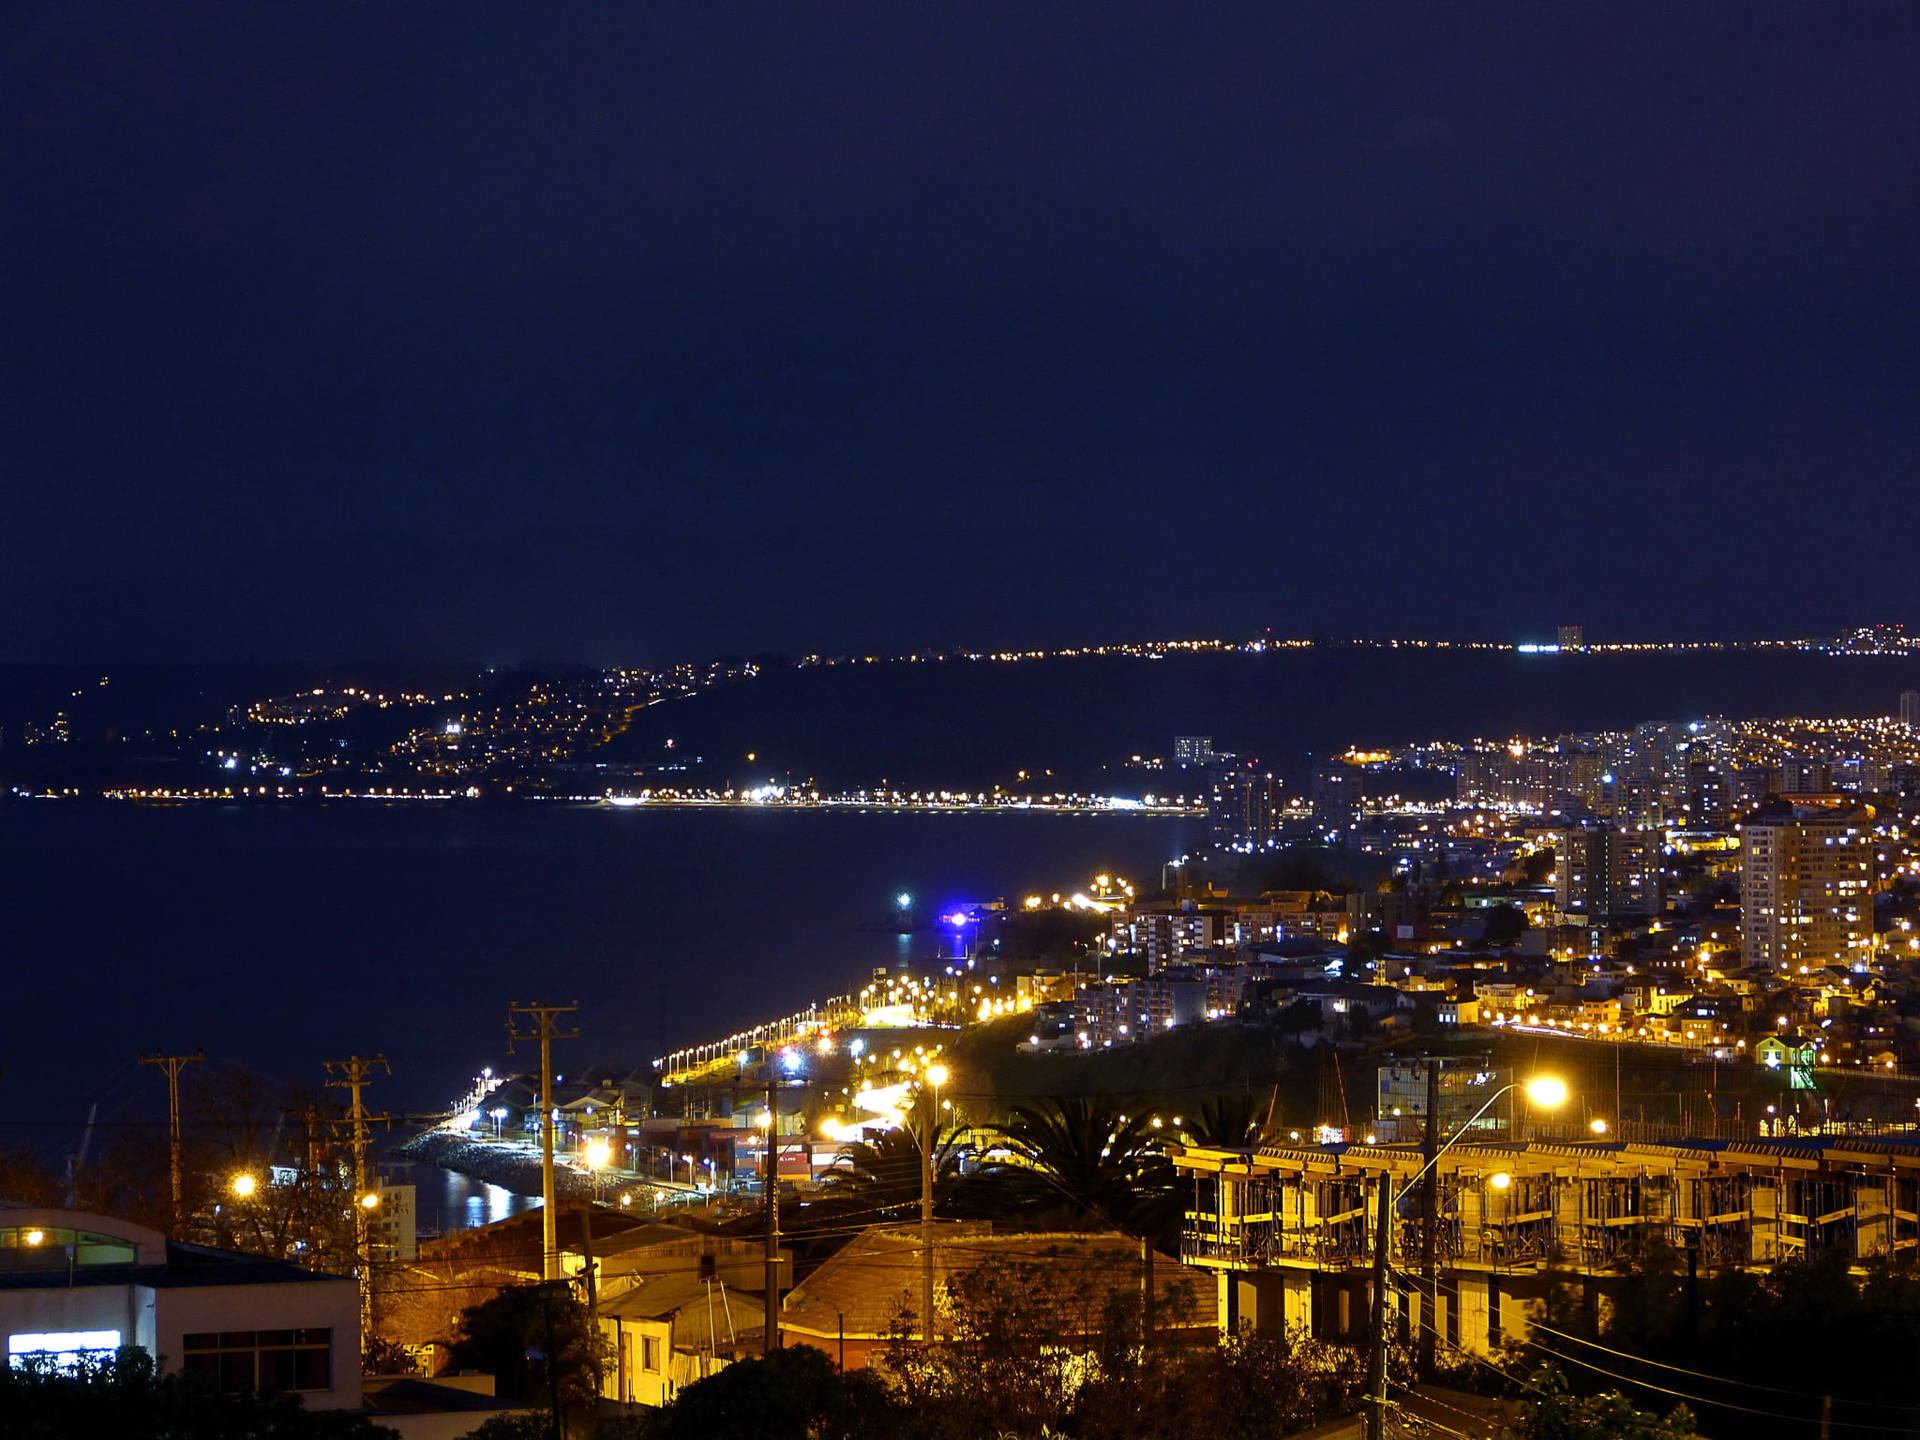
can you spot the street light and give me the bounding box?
[1364,1076,1568,1440]
[230,1173,259,1199]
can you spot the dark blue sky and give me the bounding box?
[6,5,1915,664]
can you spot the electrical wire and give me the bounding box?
[1527,1319,1920,1414]
[1518,1334,1908,1434]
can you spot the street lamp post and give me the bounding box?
[1364,1075,1568,1440]
[921,1063,948,1344]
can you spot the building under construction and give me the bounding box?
[1173,1134,1920,1354]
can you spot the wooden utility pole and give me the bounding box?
[764,1076,782,1349]
[1365,1171,1394,1440]
[920,1066,948,1344]
[510,1002,578,1280]
[1419,1059,1440,1379]
[139,1051,203,1233]
[1140,1234,1156,1346]
[325,1054,390,1336]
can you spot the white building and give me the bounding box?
[0,1205,360,1410]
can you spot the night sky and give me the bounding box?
[7,6,1916,664]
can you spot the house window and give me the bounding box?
[9,1331,121,1368]
[182,1329,332,1392]
[642,1336,661,1372]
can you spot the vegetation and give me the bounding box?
[813,1120,964,1220]
[0,1347,399,1440]
[631,1253,1360,1440]
[447,1284,608,1412]
[1506,1236,1920,1436]
[631,1345,893,1440]
[985,1096,1178,1237]
[1504,1367,1700,1440]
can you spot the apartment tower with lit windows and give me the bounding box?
[1738,799,1874,971]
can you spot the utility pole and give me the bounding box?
[510,1002,578,1281]
[139,1051,203,1233]
[764,1075,782,1349]
[920,1064,947,1345]
[325,1054,390,1337]
[921,1087,936,1344]
[1418,1059,1439,1380]
[1365,1170,1395,1440]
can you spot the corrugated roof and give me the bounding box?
[604,1271,766,1331]
[782,1224,1208,1340]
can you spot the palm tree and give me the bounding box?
[986,1096,1176,1234]
[1180,1091,1269,1149]
[814,1122,964,1220]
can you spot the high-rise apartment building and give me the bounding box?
[1738,801,1874,972]
[1209,767,1283,848]
[1557,624,1585,652]
[1901,690,1920,729]
[1310,762,1361,835]
[1555,824,1657,922]
[1731,765,1779,810]
[1174,736,1216,764]
[1780,759,1833,795]
[1683,760,1731,829]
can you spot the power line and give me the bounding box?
[1519,1334,1908,1434]
[1528,1320,1920,1414]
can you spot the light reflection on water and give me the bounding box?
[402,1163,539,1235]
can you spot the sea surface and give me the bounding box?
[0,803,1190,1140]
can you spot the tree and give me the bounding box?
[1503,1367,1701,1440]
[880,1253,1139,1438]
[1180,1091,1268,1148]
[1483,902,1529,946]
[876,1254,1360,1440]
[448,1284,607,1412]
[1520,848,1557,886]
[642,1343,897,1440]
[1074,1327,1364,1440]
[814,1121,963,1220]
[987,1096,1176,1236]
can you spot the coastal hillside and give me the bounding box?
[595,647,1911,792]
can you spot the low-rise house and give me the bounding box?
[362,1372,538,1439]
[0,1205,359,1410]
[586,1221,779,1406]
[780,1223,1209,1370]
[600,1271,766,1406]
